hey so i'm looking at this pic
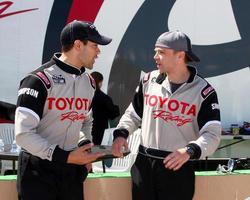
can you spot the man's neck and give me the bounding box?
[167,65,190,84]
[59,52,82,69]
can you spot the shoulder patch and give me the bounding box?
[143,72,151,83]
[34,71,51,89]
[87,74,96,89]
[201,84,214,98]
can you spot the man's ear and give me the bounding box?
[176,51,186,63]
[73,40,82,51]
[178,51,186,60]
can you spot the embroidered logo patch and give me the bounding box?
[52,74,65,84]
[201,85,215,98]
[18,88,39,98]
[35,71,51,89]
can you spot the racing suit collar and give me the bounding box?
[186,65,197,83]
[52,53,86,75]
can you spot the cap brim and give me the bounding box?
[88,34,112,45]
[186,51,200,62]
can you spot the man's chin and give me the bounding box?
[85,65,94,70]
[157,65,163,73]
[158,68,164,74]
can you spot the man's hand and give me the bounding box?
[67,143,105,165]
[163,147,190,171]
[85,163,92,172]
[112,137,128,157]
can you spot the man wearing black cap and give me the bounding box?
[15,20,111,200]
[112,30,221,200]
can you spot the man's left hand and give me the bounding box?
[163,148,190,171]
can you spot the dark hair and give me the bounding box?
[91,71,103,89]
[61,39,88,52]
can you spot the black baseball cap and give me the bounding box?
[155,30,200,62]
[60,20,112,46]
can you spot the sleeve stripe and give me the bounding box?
[17,106,41,122]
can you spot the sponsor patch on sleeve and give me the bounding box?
[35,71,51,89]
[201,84,214,98]
[211,103,220,110]
[18,88,39,98]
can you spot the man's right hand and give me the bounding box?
[67,143,105,165]
[112,137,128,157]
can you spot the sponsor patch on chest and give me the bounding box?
[144,94,196,126]
[52,74,66,84]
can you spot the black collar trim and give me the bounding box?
[187,66,197,83]
[156,73,167,84]
[52,53,85,75]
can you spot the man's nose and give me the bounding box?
[154,53,158,60]
[97,47,101,54]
